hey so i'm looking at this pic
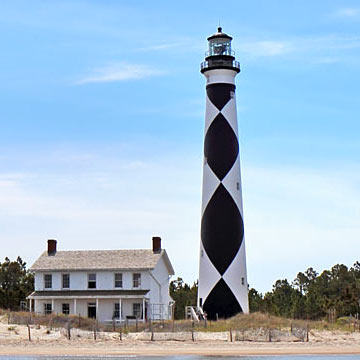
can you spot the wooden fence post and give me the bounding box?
[27,325,31,341]
[67,322,71,340]
[306,324,309,342]
[93,325,97,340]
[229,328,233,342]
[119,324,122,341]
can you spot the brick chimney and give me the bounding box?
[47,239,57,256]
[152,236,161,253]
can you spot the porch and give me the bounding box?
[28,290,149,323]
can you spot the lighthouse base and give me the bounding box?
[203,278,243,320]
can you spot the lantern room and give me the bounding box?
[201,27,240,73]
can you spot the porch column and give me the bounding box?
[74,298,77,315]
[29,298,33,313]
[51,299,55,314]
[96,298,99,320]
[119,298,122,322]
[142,298,145,322]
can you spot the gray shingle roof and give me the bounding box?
[30,249,167,272]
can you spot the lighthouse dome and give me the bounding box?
[207,27,233,41]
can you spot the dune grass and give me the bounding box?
[1,309,358,333]
[193,312,359,333]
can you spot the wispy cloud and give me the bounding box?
[75,62,165,85]
[138,41,195,52]
[334,8,360,18]
[236,34,360,65]
[241,40,293,57]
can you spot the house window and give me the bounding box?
[44,303,52,315]
[88,273,96,288]
[133,303,141,318]
[44,274,52,289]
[62,274,70,289]
[114,273,123,288]
[133,273,141,288]
[62,303,70,315]
[114,303,120,319]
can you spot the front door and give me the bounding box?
[88,302,96,318]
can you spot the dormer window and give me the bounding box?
[44,274,52,289]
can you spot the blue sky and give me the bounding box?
[1,0,359,293]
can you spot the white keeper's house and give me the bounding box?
[28,237,175,322]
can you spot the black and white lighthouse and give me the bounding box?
[198,27,249,319]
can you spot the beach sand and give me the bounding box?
[1,322,360,356]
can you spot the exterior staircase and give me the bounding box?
[185,306,206,321]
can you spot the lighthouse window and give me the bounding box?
[236,182,240,190]
[241,277,245,285]
[209,40,231,56]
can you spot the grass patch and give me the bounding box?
[1,310,358,334]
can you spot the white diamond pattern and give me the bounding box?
[204,94,220,135]
[201,163,221,215]
[199,77,248,316]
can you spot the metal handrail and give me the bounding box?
[205,49,235,57]
[200,60,240,70]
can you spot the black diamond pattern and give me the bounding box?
[201,183,244,275]
[204,113,239,181]
[201,80,245,317]
[203,278,242,320]
[207,83,235,110]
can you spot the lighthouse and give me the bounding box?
[198,27,249,319]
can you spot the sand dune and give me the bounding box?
[1,321,360,356]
